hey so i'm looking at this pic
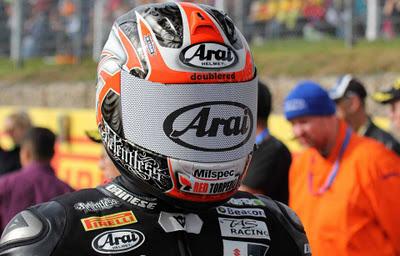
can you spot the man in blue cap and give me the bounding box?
[284,81,400,256]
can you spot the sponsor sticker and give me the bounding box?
[179,42,238,69]
[74,198,121,213]
[144,35,155,55]
[227,198,266,206]
[177,172,239,195]
[219,218,270,240]
[105,184,157,210]
[223,240,269,256]
[217,206,266,218]
[91,229,145,254]
[304,243,312,254]
[81,211,137,231]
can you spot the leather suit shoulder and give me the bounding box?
[255,194,311,256]
[0,201,66,256]
[224,192,311,255]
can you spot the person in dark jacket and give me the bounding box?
[0,111,32,175]
[0,127,74,232]
[240,81,291,204]
[373,78,400,139]
[86,129,120,183]
[329,74,400,155]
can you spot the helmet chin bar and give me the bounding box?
[100,120,252,208]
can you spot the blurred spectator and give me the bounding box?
[99,149,120,182]
[22,0,53,58]
[55,0,79,63]
[329,74,400,155]
[382,0,400,38]
[373,77,400,138]
[86,129,120,183]
[0,111,32,175]
[0,1,10,55]
[0,127,74,232]
[240,81,291,204]
[284,81,400,256]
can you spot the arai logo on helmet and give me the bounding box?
[163,102,253,152]
[91,229,145,254]
[180,42,238,69]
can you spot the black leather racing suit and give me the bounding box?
[0,176,311,256]
[363,117,400,155]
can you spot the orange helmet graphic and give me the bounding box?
[96,2,257,209]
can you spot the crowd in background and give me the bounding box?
[1,0,400,59]
[248,0,400,40]
[0,0,215,59]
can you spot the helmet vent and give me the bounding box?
[196,12,205,20]
[200,5,243,50]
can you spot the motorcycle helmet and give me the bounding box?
[96,2,258,210]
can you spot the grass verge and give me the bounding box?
[0,38,399,84]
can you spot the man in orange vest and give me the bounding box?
[284,81,400,256]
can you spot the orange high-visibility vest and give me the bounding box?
[289,120,400,256]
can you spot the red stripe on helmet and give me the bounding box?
[235,50,256,82]
[117,27,144,71]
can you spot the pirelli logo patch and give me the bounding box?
[81,211,137,231]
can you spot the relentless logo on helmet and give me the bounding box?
[91,229,145,254]
[180,42,238,69]
[163,102,253,151]
[101,122,173,192]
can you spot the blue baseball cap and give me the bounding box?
[284,81,336,120]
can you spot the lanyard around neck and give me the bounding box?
[308,127,352,196]
[255,128,270,145]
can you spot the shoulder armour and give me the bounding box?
[256,195,312,256]
[0,201,66,256]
